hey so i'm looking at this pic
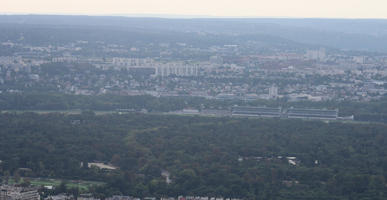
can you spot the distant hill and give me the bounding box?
[1,15,387,52]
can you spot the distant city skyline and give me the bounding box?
[2,0,387,19]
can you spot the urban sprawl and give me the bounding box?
[1,41,387,102]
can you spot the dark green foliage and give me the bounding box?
[1,113,387,199]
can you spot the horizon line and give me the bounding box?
[1,12,387,20]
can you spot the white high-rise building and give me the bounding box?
[305,48,326,61]
[269,85,278,99]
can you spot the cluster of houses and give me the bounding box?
[0,185,40,200]
[1,185,243,200]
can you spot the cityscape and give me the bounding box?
[1,13,387,200]
[1,41,387,102]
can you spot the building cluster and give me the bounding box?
[0,185,39,200]
[0,186,243,200]
[0,184,242,200]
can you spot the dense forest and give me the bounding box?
[1,112,387,199]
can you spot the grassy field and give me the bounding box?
[5,177,105,191]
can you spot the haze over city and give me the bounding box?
[2,1,387,200]
[2,0,387,18]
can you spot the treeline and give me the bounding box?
[1,112,387,199]
[0,94,193,112]
[1,93,387,122]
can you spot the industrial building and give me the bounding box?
[232,106,281,118]
[286,108,338,120]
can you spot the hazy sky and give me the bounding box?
[2,0,387,18]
